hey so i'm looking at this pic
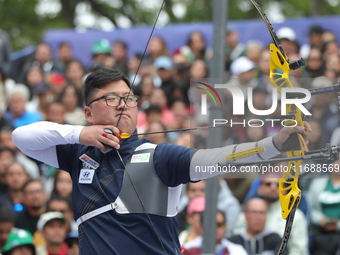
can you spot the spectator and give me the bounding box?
[308,76,335,136]
[64,60,86,93]
[144,121,168,144]
[136,74,155,110]
[51,170,73,200]
[47,196,77,233]
[321,30,337,44]
[136,104,163,133]
[0,206,15,252]
[172,54,190,84]
[324,53,340,80]
[24,66,45,100]
[23,66,51,114]
[229,56,258,100]
[0,126,40,180]
[229,198,285,255]
[233,174,309,255]
[178,182,206,236]
[4,84,42,128]
[58,84,87,125]
[245,40,263,64]
[189,59,209,80]
[36,212,68,255]
[148,36,169,61]
[0,162,29,213]
[178,179,240,237]
[54,42,73,74]
[300,25,325,59]
[0,65,16,115]
[255,49,271,90]
[149,88,174,125]
[321,40,339,60]
[88,39,111,72]
[44,101,67,125]
[0,147,16,193]
[154,56,177,101]
[181,196,247,255]
[111,41,129,76]
[179,31,209,63]
[64,231,78,255]
[28,82,51,119]
[175,132,191,148]
[276,27,300,55]
[2,229,36,255]
[167,98,189,142]
[15,180,48,235]
[225,27,246,73]
[30,43,55,75]
[301,47,325,88]
[307,159,340,255]
[46,72,67,101]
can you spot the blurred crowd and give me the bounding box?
[0,23,340,255]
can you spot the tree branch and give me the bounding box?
[87,0,119,28]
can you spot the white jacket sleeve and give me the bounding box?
[190,136,281,180]
[12,121,84,168]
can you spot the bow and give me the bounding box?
[223,1,340,254]
[250,1,306,253]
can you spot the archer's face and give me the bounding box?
[84,80,138,135]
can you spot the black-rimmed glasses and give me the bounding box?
[87,94,139,107]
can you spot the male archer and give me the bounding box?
[12,67,310,254]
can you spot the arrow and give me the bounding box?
[115,121,264,139]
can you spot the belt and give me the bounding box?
[76,202,118,226]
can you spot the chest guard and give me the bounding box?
[76,143,182,226]
[116,143,182,217]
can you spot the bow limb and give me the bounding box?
[269,43,305,220]
[250,0,307,254]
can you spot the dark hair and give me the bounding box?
[186,31,206,59]
[22,179,44,193]
[47,195,72,212]
[114,41,128,50]
[309,25,324,35]
[58,83,84,108]
[0,146,16,157]
[84,67,131,106]
[321,40,338,55]
[170,96,189,109]
[144,104,162,116]
[0,206,15,222]
[51,170,72,198]
[58,42,72,49]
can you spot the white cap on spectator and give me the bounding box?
[230,56,255,75]
[311,76,332,89]
[277,27,296,41]
[37,212,65,231]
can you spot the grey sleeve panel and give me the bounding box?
[190,136,281,181]
[118,143,182,217]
